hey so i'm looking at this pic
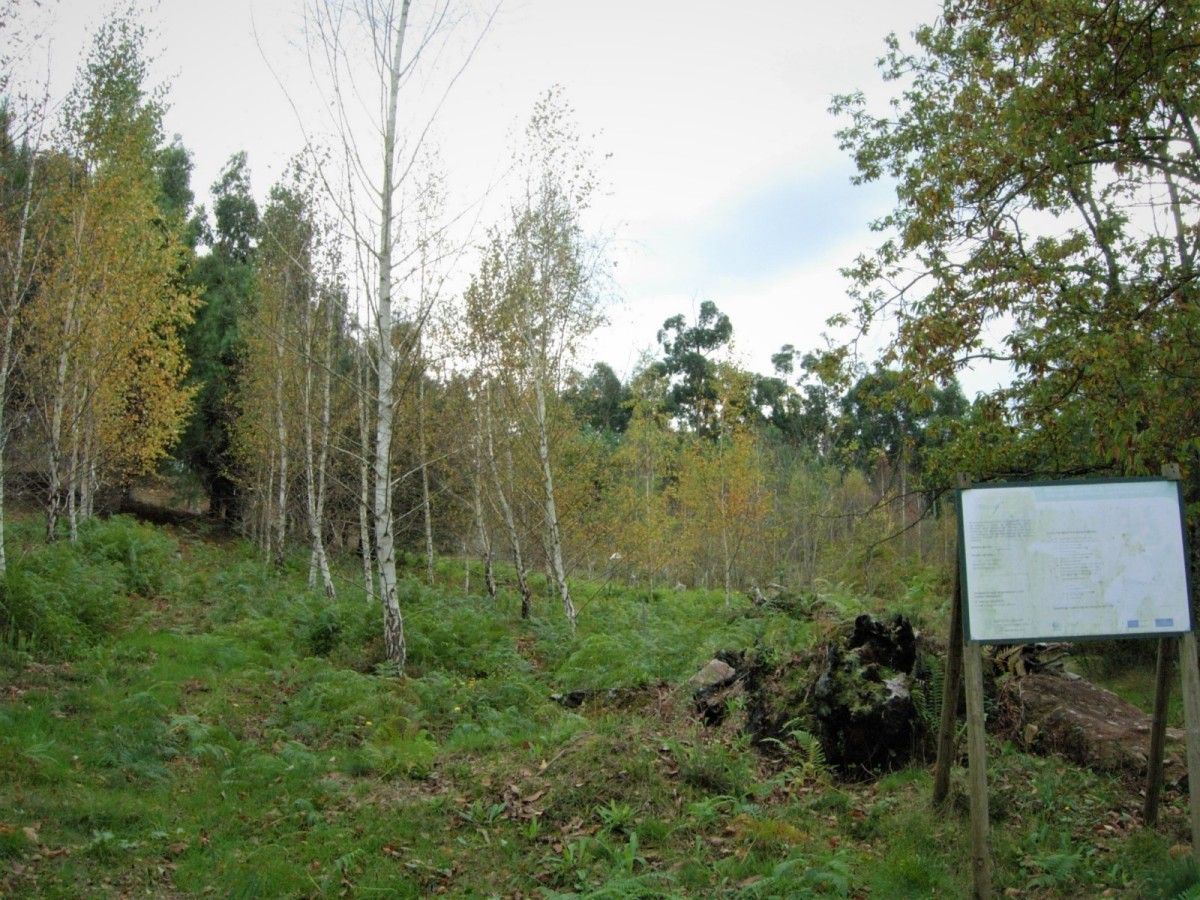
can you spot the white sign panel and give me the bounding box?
[960,480,1192,643]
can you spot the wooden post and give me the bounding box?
[933,587,964,805]
[1144,638,1176,825]
[964,640,992,899]
[934,474,970,806]
[1148,463,1185,827]
[1180,630,1200,860]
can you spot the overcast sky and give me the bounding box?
[16,0,1012,394]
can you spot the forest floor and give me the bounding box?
[0,515,1197,897]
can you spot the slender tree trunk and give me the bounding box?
[302,298,335,598]
[471,418,496,601]
[81,413,96,520]
[262,454,276,562]
[357,349,376,604]
[373,0,413,670]
[720,487,731,605]
[314,296,336,596]
[531,374,575,627]
[67,388,82,542]
[417,374,435,585]
[67,445,79,541]
[77,372,97,523]
[302,375,334,597]
[46,301,76,543]
[272,332,288,570]
[483,386,530,617]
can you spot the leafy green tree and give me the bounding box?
[465,88,605,630]
[762,344,848,456]
[181,152,259,522]
[155,136,203,245]
[28,13,197,539]
[837,368,967,476]
[564,361,630,436]
[833,0,1200,486]
[654,299,732,436]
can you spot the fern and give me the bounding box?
[912,653,945,732]
[773,717,830,784]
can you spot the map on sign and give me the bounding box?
[959,480,1192,643]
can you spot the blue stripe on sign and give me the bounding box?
[1156,618,1174,627]
[1127,620,1140,628]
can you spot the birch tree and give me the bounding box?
[0,94,50,570]
[467,89,606,629]
[238,158,342,595]
[304,0,493,669]
[27,16,196,541]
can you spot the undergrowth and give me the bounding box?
[0,515,1194,896]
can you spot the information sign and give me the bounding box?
[958,479,1192,643]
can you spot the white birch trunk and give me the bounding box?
[302,295,336,598]
[356,349,376,604]
[531,374,575,627]
[272,326,289,570]
[483,385,530,617]
[46,284,79,543]
[373,0,412,669]
[417,374,435,585]
[314,295,336,596]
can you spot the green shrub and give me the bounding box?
[555,633,653,692]
[77,515,179,596]
[0,543,126,657]
[0,516,186,658]
[297,599,376,662]
[361,722,438,779]
[405,586,527,678]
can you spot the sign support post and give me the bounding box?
[933,474,970,807]
[963,637,991,899]
[940,472,1197,896]
[1145,463,1184,826]
[1180,629,1200,859]
[1143,636,1174,826]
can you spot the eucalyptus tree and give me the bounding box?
[655,300,732,438]
[564,362,631,437]
[182,152,259,523]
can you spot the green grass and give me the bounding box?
[0,515,1193,896]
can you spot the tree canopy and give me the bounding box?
[833,0,1200,487]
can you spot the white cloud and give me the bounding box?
[23,0,960,388]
